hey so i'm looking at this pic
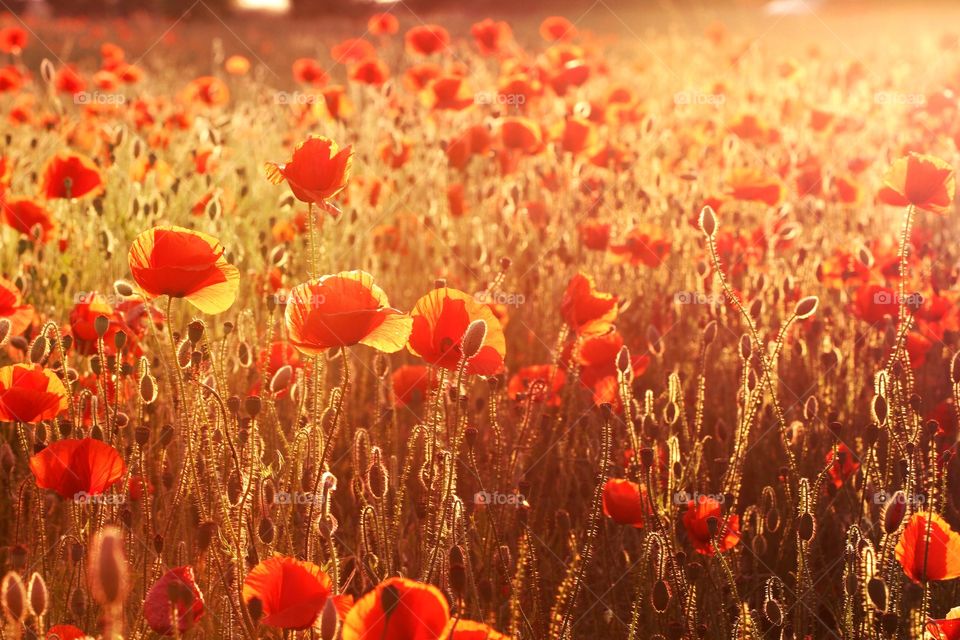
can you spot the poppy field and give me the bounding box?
[3,2,960,639]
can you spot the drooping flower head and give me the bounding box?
[880,153,955,214]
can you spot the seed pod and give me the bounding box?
[245,396,262,418]
[699,205,717,237]
[88,526,128,606]
[187,320,205,344]
[27,572,47,618]
[794,296,819,319]
[461,319,487,360]
[94,315,110,338]
[1,571,26,623]
[867,577,887,611]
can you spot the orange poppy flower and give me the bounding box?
[726,167,784,206]
[144,566,205,635]
[508,365,567,407]
[577,330,650,394]
[603,478,649,528]
[351,58,390,86]
[0,364,67,424]
[405,25,450,56]
[292,58,328,86]
[852,283,897,325]
[368,12,399,36]
[540,16,577,42]
[560,273,618,336]
[471,19,512,56]
[443,619,509,639]
[391,364,430,407]
[128,225,240,314]
[41,152,103,199]
[0,278,33,336]
[928,607,960,640]
[321,85,355,120]
[46,625,86,640]
[225,55,251,75]
[896,512,960,583]
[69,292,131,356]
[30,438,126,499]
[242,556,332,629]
[331,38,376,64]
[683,496,741,555]
[342,577,449,640]
[0,26,27,54]
[181,76,229,107]
[408,287,506,375]
[879,153,955,214]
[265,136,353,204]
[284,271,412,355]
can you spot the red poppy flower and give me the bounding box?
[683,496,741,555]
[292,58,328,86]
[265,136,353,204]
[0,364,67,424]
[128,226,240,314]
[444,619,509,639]
[29,438,126,499]
[181,76,229,107]
[560,273,618,336]
[471,19,512,56]
[54,66,85,95]
[391,364,430,407]
[577,330,650,396]
[928,608,960,640]
[284,271,412,355]
[880,153,955,214]
[826,443,860,489]
[342,577,449,640]
[368,13,399,36]
[144,566,205,635]
[331,38,376,64]
[508,365,566,407]
[405,25,450,56]
[423,75,473,111]
[41,152,103,199]
[408,287,506,375]
[69,292,131,356]
[852,283,897,325]
[896,512,960,583]
[0,27,27,54]
[726,168,784,206]
[46,625,86,640]
[602,479,649,528]
[499,117,543,154]
[0,277,33,336]
[242,556,332,629]
[540,16,577,42]
[609,226,671,268]
[351,58,390,86]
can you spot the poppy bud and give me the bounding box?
[616,345,632,376]
[867,577,887,611]
[699,205,717,238]
[29,335,49,364]
[89,526,128,606]
[794,296,819,319]
[873,395,888,425]
[113,279,134,297]
[461,319,487,360]
[319,597,339,640]
[1,571,26,623]
[651,579,671,613]
[797,512,816,542]
[27,572,47,618]
[93,315,110,338]
[258,517,275,544]
[0,318,10,348]
[270,365,293,394]
[69,587,86,619]
[367,449,388,500]
[245,396,262,418]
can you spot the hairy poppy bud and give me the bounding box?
[794,296,819,319]
[89,526,128,606]
[1,571,26,623]
[270,365,293,394]
[27,572,47,618]
[0,318,10,348]
[699,205,717,238]
[461,319,487,360]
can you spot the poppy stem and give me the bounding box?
[307,201,319,279]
